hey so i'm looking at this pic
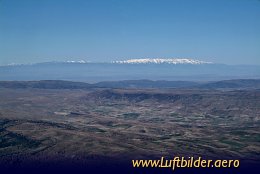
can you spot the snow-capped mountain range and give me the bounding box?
[3,58,212,66]
[112,58,212,64]
[1,58,260,82]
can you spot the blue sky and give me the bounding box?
[0,0,259,65]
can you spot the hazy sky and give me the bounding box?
[0,0,260,65]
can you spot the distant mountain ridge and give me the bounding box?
[1,79,260,90]
[95,80,199,88]
[1,60,260,82]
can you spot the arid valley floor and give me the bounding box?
[0,81,260,171]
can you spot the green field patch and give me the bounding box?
[87,127,106,133]
[169,112,179,117]
[121,112,140,119]
[219,139,246,150]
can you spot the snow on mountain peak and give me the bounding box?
[66,60,88,63]
[112,58,212,64]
